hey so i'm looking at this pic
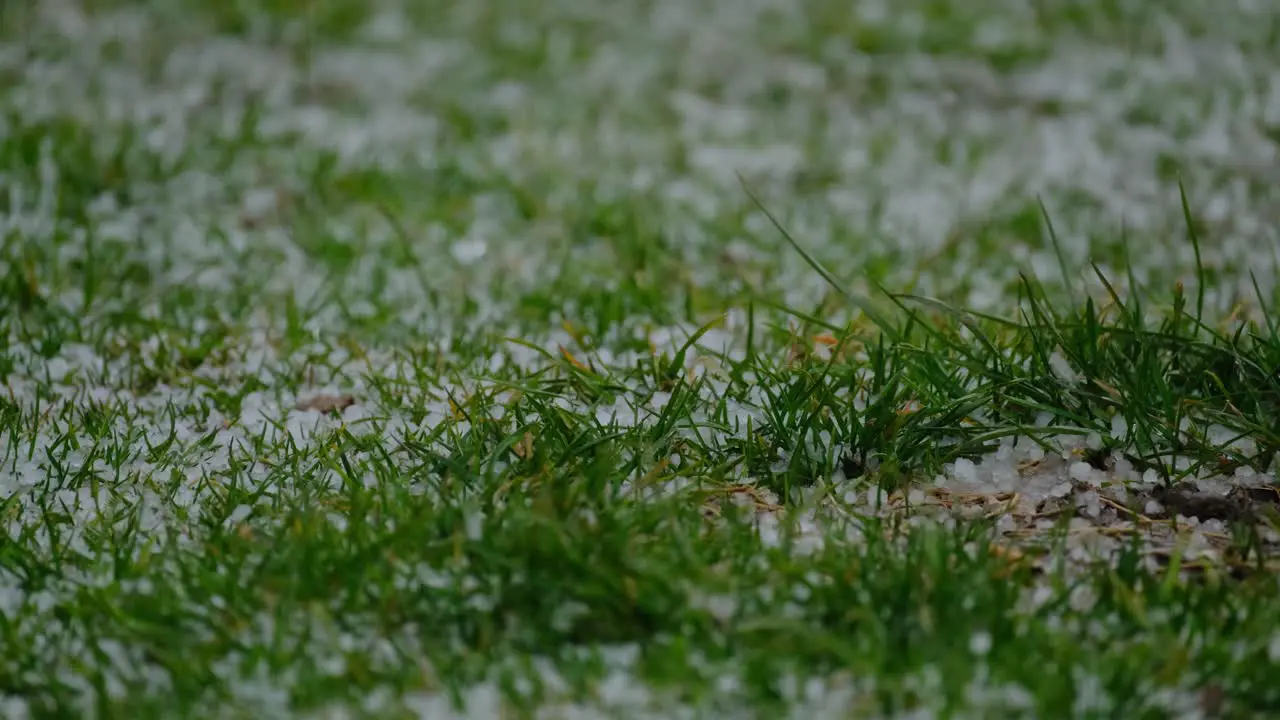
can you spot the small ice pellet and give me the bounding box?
[1076,491,1101,518]
[953,457,978,484]
[1110,414,1128,440]
[1069,461,1093,483]
[970,631,993,656]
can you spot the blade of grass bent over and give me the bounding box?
[737,174,898,336]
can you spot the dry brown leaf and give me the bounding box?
[1198,682,1225,717]
[295,394,356,414]
[513,431,535,459]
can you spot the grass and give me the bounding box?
[2,0,1280,717]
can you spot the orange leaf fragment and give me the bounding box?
[559,345,591,373]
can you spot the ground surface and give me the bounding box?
[3,0,1280,717]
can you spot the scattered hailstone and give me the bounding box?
[241,187,279,221]
[1048,349,1080,385]
[1110,414,1128,440]
[465,512,484,541]
[866,487,889,509]
[46,356,71,382]
[1076,491,1101,518]
[0,696,29,719]
[970,631,993,656]
[224,504,252,528]
[952,457,978,485]
[450,237,487,264]
[1069,461,1094,483]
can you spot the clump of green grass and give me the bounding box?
[3,0,1280,717]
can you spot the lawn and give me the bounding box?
[2,0,1280,717]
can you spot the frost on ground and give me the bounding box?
[2,0,1280,716]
